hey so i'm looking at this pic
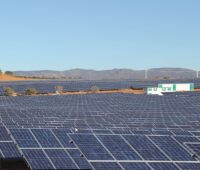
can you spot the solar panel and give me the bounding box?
[171,130,192,136]
[92,129,113,134]
[186,143,200,157]
[91,162,122,170]
[190,131,200,137]
[149,162,179,170]
[45,149,78,169]
[0,142,21,159]
[67,149,93,169]
[111,129,132,134]
[132,130,152,135]
[69,134,113,160]
[152,130,173,136]
[124,135,169,160]
[177,163,200,170]
[31,129,62,148]
[97,135,141,160]
[22,149,54,170]
[150,136,194,161]
[120,162,151,170]
[0,127,11,141]
[52,129,76,148]
[0,87,200,168]
[174,136,200,144]
[10,129,40,148]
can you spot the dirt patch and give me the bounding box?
[45,88,145,96]
[0,74,33,81]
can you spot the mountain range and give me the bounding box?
[14,68,199,80]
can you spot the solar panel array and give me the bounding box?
[0,78,200,95]
[0,91,200,169]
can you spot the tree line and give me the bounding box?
[0,70,14,75]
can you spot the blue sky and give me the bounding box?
[0,0,200,71]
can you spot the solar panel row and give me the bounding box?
[0,92,200,169]
[0,78,200,95]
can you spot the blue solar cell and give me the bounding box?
[67,149,92,169]
[150,136,193,161]
[0,142,21,159]
[132,130,152,135]
[45,149,77,169]
[124,135,168,160]
[92,129,112,134]
[175,136,200,144]
[91,162,121,170]
[10,129,40,148]
[112,129,132,134]
[31,129,61,148]
[152,130,173,136]
[171,130,192,136]
[52,129,76,148]
[149,162,179,170]
[177,163,200,170]
[22,149,54,170]
[97,135,141,160]
[186,143,200,157]
[191,131,200,137]
[120,162,151,170]
[70,134,113,160]
[0,127,11,141]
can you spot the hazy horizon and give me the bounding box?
[4,67,200,72]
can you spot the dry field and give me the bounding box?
[45,88,145,96]
[0,74,32,81]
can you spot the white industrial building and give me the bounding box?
[147,83,194,95]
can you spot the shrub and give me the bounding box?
[130,86,142,90]
[91,85,99,93]
[3,87,15,96]
[25,88,37,95]
[5,71,13,76]
[55,86,64,94]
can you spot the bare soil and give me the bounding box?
[45,88,145,96]
[0,74,33,81]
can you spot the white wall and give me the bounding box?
[176,84,191,91]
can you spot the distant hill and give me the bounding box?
[14,68,198,80]
[147,68,197,79]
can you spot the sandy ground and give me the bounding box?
[0,74,33,81]
[45,89,145,96]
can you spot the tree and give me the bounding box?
[25,88,38,95]
[5,71,13,76]
[55,86,64,94]
[0,70,2,75]
[3,87,16,96]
